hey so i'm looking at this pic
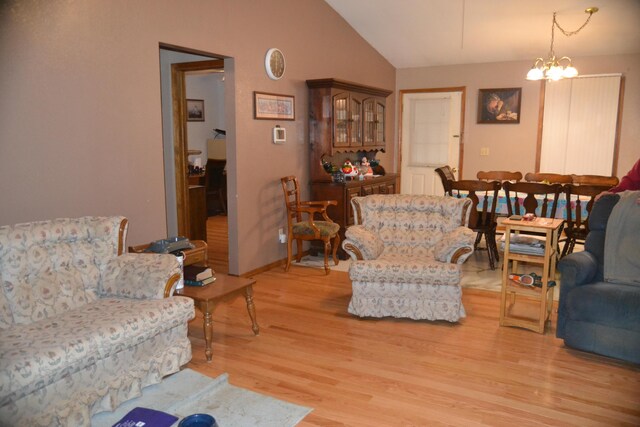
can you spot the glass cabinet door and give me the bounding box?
[333,93,349,148]
[375,101,385,145]
[349,97,362,146]
[363,98,375,146]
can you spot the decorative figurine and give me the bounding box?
[341,159,358,176]
[361,157,374,176]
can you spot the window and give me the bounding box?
[539,74,622,175]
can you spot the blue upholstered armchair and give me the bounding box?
[557,193,640,364]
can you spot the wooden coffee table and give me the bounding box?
[176,274,259,362]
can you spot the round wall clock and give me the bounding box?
[265,48,285,80]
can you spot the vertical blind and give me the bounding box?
[540,74,621,175]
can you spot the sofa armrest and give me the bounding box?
[556,251,599,338]
[100,253,181,300]
[342,225,385,260]
[434,227,475,264]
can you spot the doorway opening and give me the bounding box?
[399,88,465,196]
[159,45,231,274]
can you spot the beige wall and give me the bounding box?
[396,53,640,179]
[0,0,395,274]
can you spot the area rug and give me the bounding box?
[294,255,351,272]
[91,369,312,427]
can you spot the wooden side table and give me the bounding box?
[128,239,208,267]
[499,217,564,333]
[176,275,259,362]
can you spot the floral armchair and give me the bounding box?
[342,195,475,322]
[0,216,195,426]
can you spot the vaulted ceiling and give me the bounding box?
[324,0,640,69]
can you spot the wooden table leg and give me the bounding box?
[244,285,260,336]
[199,302,214,362]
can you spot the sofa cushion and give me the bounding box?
[0,296,194,405]
[0,217,124,326]
[349,253,462,286]
[566,282,640,331]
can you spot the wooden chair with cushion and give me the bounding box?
[477,170,522,183]
[571,174,619,187]
[561,183,612,257]
[447,180,501,270]
[280,176,340,275]
[524,172,573,184]
[435,165,456,195]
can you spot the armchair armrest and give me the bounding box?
[434,227,475,264]
[100,253,181,300]
[556,251,599,338]
[342,225,385,260]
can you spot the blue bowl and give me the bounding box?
[178,413,217,427]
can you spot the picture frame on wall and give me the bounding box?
[186,99,205,122]
[254,92,295,120]
[477,88,521,124]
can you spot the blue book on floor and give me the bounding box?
[112,406,178,427]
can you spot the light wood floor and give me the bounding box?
[194,216,640,426]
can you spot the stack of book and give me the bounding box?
[184,265,216,286]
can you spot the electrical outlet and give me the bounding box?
[480,147,490,156]
[278,228,287,243]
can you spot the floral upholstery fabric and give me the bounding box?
[434,226,476,263]
[0,216,195,426]
[343,226,385,260]
[349,281,466,322]
[292,220,340,237]
[100,253,181,300]
[342,195,473,322]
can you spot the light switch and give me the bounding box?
[480,147,490,156]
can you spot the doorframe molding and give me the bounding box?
[397,87,466,189]
[170,59,224,237]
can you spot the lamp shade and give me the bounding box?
[526,67,544,81]
[563,66,578,78]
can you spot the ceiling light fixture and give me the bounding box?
[526,7,598,81]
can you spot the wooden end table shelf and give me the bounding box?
[499,217,564,333]
[128,239,209,268]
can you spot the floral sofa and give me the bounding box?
[0,216,195,426]
[342,195,475,322]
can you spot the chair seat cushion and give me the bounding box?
[293,221,339,237]
[349,253,462,286]
[566,282,640,331]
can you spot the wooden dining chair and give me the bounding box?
[524,172,573,184]
[561,183,612,257]
[447,180,501,270]
[477,171,522,183]
[571,174,619,187]
[502,181,562,219]
[434,165,456,195]
[502,181,564,264]
[280,176,340,275]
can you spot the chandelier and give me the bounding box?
[526,7,598,81]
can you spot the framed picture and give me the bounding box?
[254,92,295,120]
[186,99,205,122]
[477,88,521,124]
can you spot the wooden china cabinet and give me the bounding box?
[306,78,397,258]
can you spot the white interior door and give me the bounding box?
[400,91,462,195]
